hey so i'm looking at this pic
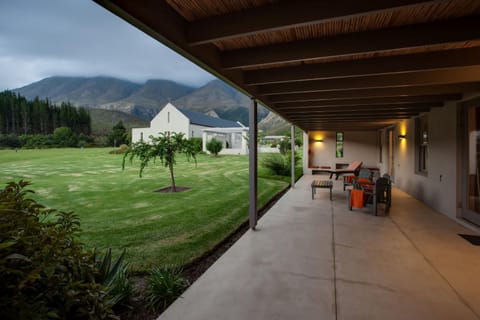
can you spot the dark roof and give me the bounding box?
[178,108,241,128]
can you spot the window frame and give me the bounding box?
[415,115,429,176]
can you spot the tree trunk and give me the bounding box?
[169,163,176,192]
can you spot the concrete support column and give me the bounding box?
[249,98,258,230]
[291,125,295,188]
[202,131,207,153]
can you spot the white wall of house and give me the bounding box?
[190,124,206,139]
[150,103,190,137]
[202,128,249,155]
[131,103,198,143]
[304,130,378,174]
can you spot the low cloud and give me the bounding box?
[0,0,214,90]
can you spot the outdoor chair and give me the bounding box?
[343,167,371,190]
[327,161,363,180]
[348,176,391,216]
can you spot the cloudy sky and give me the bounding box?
[0,0,215,90]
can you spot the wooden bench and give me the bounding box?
[311,180,333,200]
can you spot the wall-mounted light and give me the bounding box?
[398,134,406,140]
[314,138,324,142]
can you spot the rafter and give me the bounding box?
[266,83,480,102]
[280,104,435,114]
[221,15,480,69]
[272,95,458,108]
[289,112,421,119]
[187,0,430,45]
[256,66,480,94]
[245,47,480,85]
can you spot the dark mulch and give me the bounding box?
[120,182,293,320]
[154,186,191,193]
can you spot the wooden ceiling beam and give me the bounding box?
[280,104,435,113]
[302,125,392,131]
[187,0,430,45]
[267,83,480,102]
[273,95,459,108]
[289,112,427,119]
[257,66,480,95]
[221,15,480,69]
[245,47,480,85]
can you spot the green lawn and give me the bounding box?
[0,148,289,272]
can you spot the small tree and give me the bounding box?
[123,132,196,192]
[108,121,127,147]
[206,138,223,156]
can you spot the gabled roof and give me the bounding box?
[178,108,241,128]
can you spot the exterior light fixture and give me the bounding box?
[314,138,324,142]
[398,134,406,140]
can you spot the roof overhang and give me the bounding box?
[93,0,480,131]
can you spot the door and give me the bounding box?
[463,105,480,225]
[387,128,395,181]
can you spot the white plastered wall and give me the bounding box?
[390,103,458,218]
[190,124,207,138]
[131,103,190,143]
[304,130,378,174]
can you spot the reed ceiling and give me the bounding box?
[94,0,480,131]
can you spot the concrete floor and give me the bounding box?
[158,175,480,320]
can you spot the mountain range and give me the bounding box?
[13,76,287,134]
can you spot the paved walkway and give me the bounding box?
[159,175,480,320]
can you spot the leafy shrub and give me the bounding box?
[189,137,203,153]
[206,138,222,156]
[145,267,189,311]
[0,134,21,148]
[94,248,133,310]
[0,180,116,320]
[262,151,301,176]
[19,134,54,148]
[53,126,79,147]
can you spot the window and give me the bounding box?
[415,115,428,175]
[140,132,143,142]
[167,112,170,123]
[336,132,344,158]
[191,130,194,137]
[378,131,383,163]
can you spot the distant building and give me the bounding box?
[131,103,248,154]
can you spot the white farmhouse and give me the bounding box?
[132,103,248,154]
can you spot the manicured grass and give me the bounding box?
[0,148,289,272]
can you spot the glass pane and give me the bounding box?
[467,106,480,213]
[336,132,344,141]
[336,142,343,158]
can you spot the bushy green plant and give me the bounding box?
[189,137,203,153]
[206,138,222,156]
[53,126,79,147]
[94,248,133,310]
[262,151,300,176]
[145,267,189,311]
[0,180,117,320]
[0,134,21,148]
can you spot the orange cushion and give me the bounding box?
[357,178,371,183]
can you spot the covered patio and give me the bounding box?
[91,1,480,318]
[158,177,480,320]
